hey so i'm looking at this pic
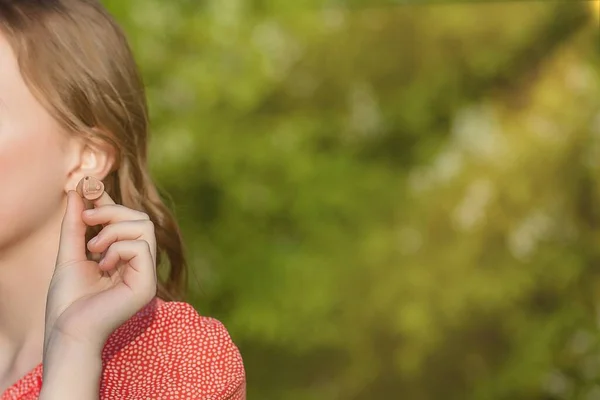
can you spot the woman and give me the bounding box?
[0,0,245,399]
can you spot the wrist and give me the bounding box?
[40,335,103,400]
[43,332,103,362]
[43,321,107,357]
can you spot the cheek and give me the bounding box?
[0,120,67,245]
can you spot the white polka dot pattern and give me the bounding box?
[0,298,246,400]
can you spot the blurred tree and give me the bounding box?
[102,0,598,398]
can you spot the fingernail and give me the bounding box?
[83,209,95,217]
[98,257,106,267]
[88,236,98,246]
[81,176,105,200]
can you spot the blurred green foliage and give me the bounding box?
[103,0,599,398]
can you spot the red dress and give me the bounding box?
[0,298,246,399]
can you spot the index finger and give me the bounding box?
[56,190,88,265]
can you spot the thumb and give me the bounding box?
[56,191,88,266]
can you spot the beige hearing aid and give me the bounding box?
[76,176,105,201]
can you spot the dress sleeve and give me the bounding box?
[100,300,246,400]
[158,303,246,400]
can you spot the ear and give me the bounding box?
[64,132,117,192]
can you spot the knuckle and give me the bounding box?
[143,219,155,231]
[134,239,151,251]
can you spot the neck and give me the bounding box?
[0,209,63,390]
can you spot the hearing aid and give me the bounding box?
[76,176,105,201]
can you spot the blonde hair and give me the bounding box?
[0,0,187,300]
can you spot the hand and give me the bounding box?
[44,176,158,353]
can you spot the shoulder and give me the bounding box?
[100,298,246,400]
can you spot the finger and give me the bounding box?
[56,191,88,266]
[90,189,116,208]
[87,220,157,263]
[99,240,157,294]
[82,204,150,227]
